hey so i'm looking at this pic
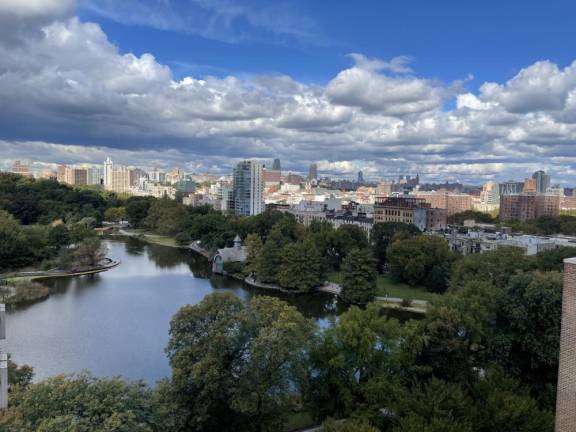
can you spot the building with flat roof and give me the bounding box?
[233,160,264,216]
[374,196,447,231]
[499,193,560,222]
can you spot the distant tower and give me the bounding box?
[103,158,113,189]
[556,257,576,431]
[272,159,281,172]
[308,163,318,181]
[532,170,551,194]
[358,171,364,184]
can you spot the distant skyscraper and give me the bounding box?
[233,160,264,216]
[480,181,500,205]
[499,180,524,195]
[358,171,364,184]
[308,163,318,181]
[532,170,551,194]
[103,157,113,188]
[272,158,281,171]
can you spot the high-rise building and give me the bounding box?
[233,161,264,216]
[65,167,87,186]
[108,167,131,193]
[87,167,103,185]
[272,158,281,171]
[480,181,500,205]
[308,163,318,181]
[130,168,148,186]
[103,158,113,189]
[57,165,67,183]
[149,168,166,184]
[10,160,30,176]
[358,171,364,184]
[555,257,576,431]
[532,170,551,194]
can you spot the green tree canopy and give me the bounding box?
[387,235,455,292]
[166,293,314,432]
[340,249,377,304]
[370,222,421,272]
[278,238,326,291]
[0,373,168,432]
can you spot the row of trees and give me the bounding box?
[2,254,561,431]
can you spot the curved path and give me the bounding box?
[2,258,121,281]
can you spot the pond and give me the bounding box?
[1,238,416,384]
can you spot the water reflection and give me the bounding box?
[1,239,417,384]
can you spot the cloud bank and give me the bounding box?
[1,1,576,183]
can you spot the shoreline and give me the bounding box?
[4,259,121,283]
[112,232,429,313]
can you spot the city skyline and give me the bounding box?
[3,1,576,183]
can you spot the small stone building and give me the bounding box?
[212,235,246,274]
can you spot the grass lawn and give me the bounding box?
[328,272,440,302]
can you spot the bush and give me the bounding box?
[223,260,245,275]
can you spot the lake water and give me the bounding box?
[1,239,351,384]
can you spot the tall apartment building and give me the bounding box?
[108,167,131,193]
[66,167,88,186]
[413,190,473,217]
[480,181,500,205]
[523,177,537,193]
[308,163,318,181]
[374,196,447,231]
[263,168,281,184]
[233,160,264,216]
[555,257,576,432]
[499,193,560,222]
[103,157,113,189]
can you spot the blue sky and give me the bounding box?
[2,0,576,184]
[79,0,576,88]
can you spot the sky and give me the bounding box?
[1,0,576,184]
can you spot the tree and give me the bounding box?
[243,233,263,275]
[0,210,33,270]
[0,373,169,432]
[447,210,495,225]
[125,197,155,228]
[370,222,420,272]
[253,227,286,284]
[305,304,403,421]
[449,246,530,290]
[387,235,454,293]
[70,237,108,269]
[391,379,474,432]
[175,232,191,246]
[491,271,562,390]
[8,357,34,389]
[340,249,377,304]
[534,246,576,271]
[47,224,71,250]
[104,206,126,222]
[145,198,188,236]
[417,281,498,383]
[166,293,314,432]
[278,239,326,291]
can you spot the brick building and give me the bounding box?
[556,257,576,431]
[374,196,447,231]
[499,193,560,222]
[412,189,473,216]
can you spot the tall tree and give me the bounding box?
[278,239,326,291]
[166,293,314,432]
[253,227,286,284]
[340,249,377,304]
[370,222,420,272]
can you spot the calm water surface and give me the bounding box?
[1,239,350,383]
